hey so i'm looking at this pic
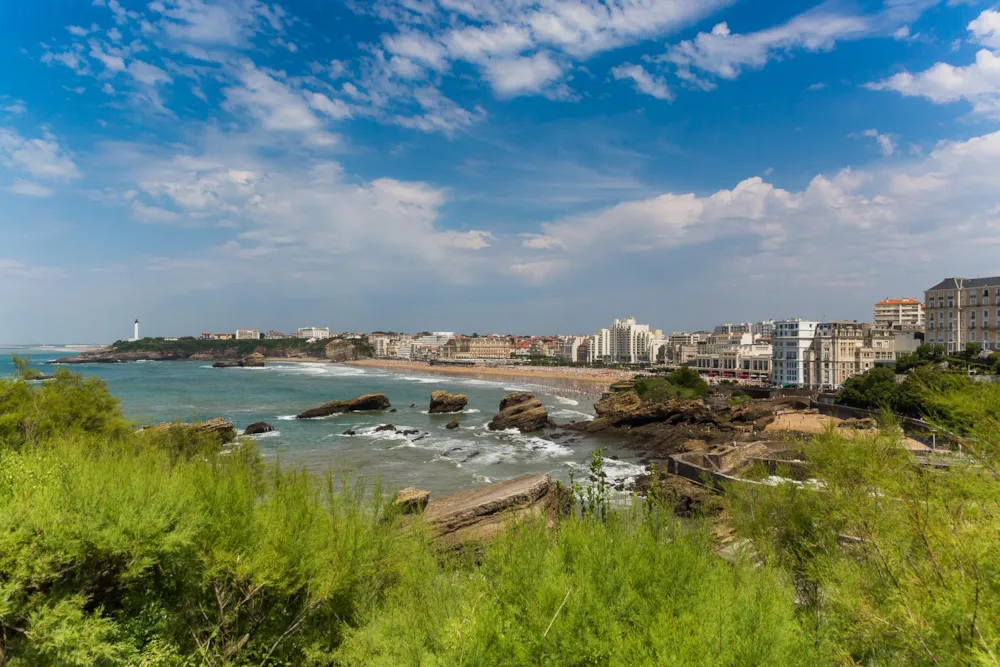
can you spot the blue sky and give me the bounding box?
[2,0,1000,342]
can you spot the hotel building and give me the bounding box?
[297,327,330,340]
[925,277,1000,352]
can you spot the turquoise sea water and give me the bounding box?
[0,347,644,495]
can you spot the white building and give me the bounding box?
[298,327,330,340]
[556,336,587,363]
[874,298,925,330]
[588,317,664,365]
[753,319,776,340]
[235,328,259,340]
[771,319,819,387]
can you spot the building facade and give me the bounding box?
[925,277,1000,352]
[771,320,819,387]
[874,298,925,329]
[235,329,260,340]
[588,317,664,364]
[298,327,330,340]
[802,322,894,390]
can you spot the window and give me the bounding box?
[972,331,977,342]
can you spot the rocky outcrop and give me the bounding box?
[393,488,430,514]
[446,419,460,430]
[568,390,779,458]
[140,417,237,443]
[244,421,275,435]
[428,390,468,414]
[423,473,569,547]
[296,393,391,419]
[375,424,397,433]
[487,393,554,433]
[213,353,266,369]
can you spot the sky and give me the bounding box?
[2,0,1000,342]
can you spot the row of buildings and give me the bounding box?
[199,327,332,341]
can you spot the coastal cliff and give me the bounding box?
[51,336,374,364]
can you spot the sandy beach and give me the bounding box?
[344,359,633,389]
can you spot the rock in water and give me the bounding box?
[446,419,460,430]
[488,393,554,433]
[429,390,468,414]
[393,488,430,514]
[139,417,237,443]
[374,424,397,433]
[243,421,275,435]
[241,352,266,367]
[296,393,391,419]
[423,474,568,547]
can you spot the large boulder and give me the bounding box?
[446,419,460,430]
[139,417,237,443]
[296,393,391,419]
[428,390,468,414]
[488,393,554,433]
[212,353,266,369]
[243,421,275,435]
[423,473,568,547]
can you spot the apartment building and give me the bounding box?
[556,336,587,363]
[235,328,260,340]
[588,317,665,364]
[369,334,397,358]
[874,298,925,329]
[297,327,330,340]
[803,322,894,390]
[771,320,819,387]
[925,277,1000,352]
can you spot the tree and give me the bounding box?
[836,365,899,410]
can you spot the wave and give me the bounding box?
[555,396,580,406]
[552,409,594,421]
[276,415,298,421]
[245,430,281,439]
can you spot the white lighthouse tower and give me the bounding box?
[133,319,140,341]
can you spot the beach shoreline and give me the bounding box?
[343,359,632,389]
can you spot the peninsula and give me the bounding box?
[51,336,374,364]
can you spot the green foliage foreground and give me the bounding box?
[0,365,810,666]
[5,361,1000,665]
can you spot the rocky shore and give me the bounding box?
[50,338,369,364]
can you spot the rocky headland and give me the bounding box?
[51,337,372,364]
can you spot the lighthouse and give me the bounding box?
[133,319,140,341]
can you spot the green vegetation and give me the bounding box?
[634,367,711,401]
[836,365,998,434]
[105,337,375,361]
[730,423,1000,665]
[8,358,1000,664]
[896,342,1000,375]
[0,361,814,665]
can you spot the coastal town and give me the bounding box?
[169,275,990,391]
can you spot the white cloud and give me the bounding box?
[88,39,126,72]
[131,201,182,223]
[0,128,81,180]
[860,129,896,156]
[611,63,673,101]
[0,259,66,280]
[223,63,337,144]
[148,0,284,48]
[9,179,55,197]
[127,60,172,85]
[663,12,869,87]
[484,53,563,97]
[867,10,1000,117]
[344,0,733,121]
[516,129,1000,287]
[2,100,27,114]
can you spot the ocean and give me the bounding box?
[0,346,644,495]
